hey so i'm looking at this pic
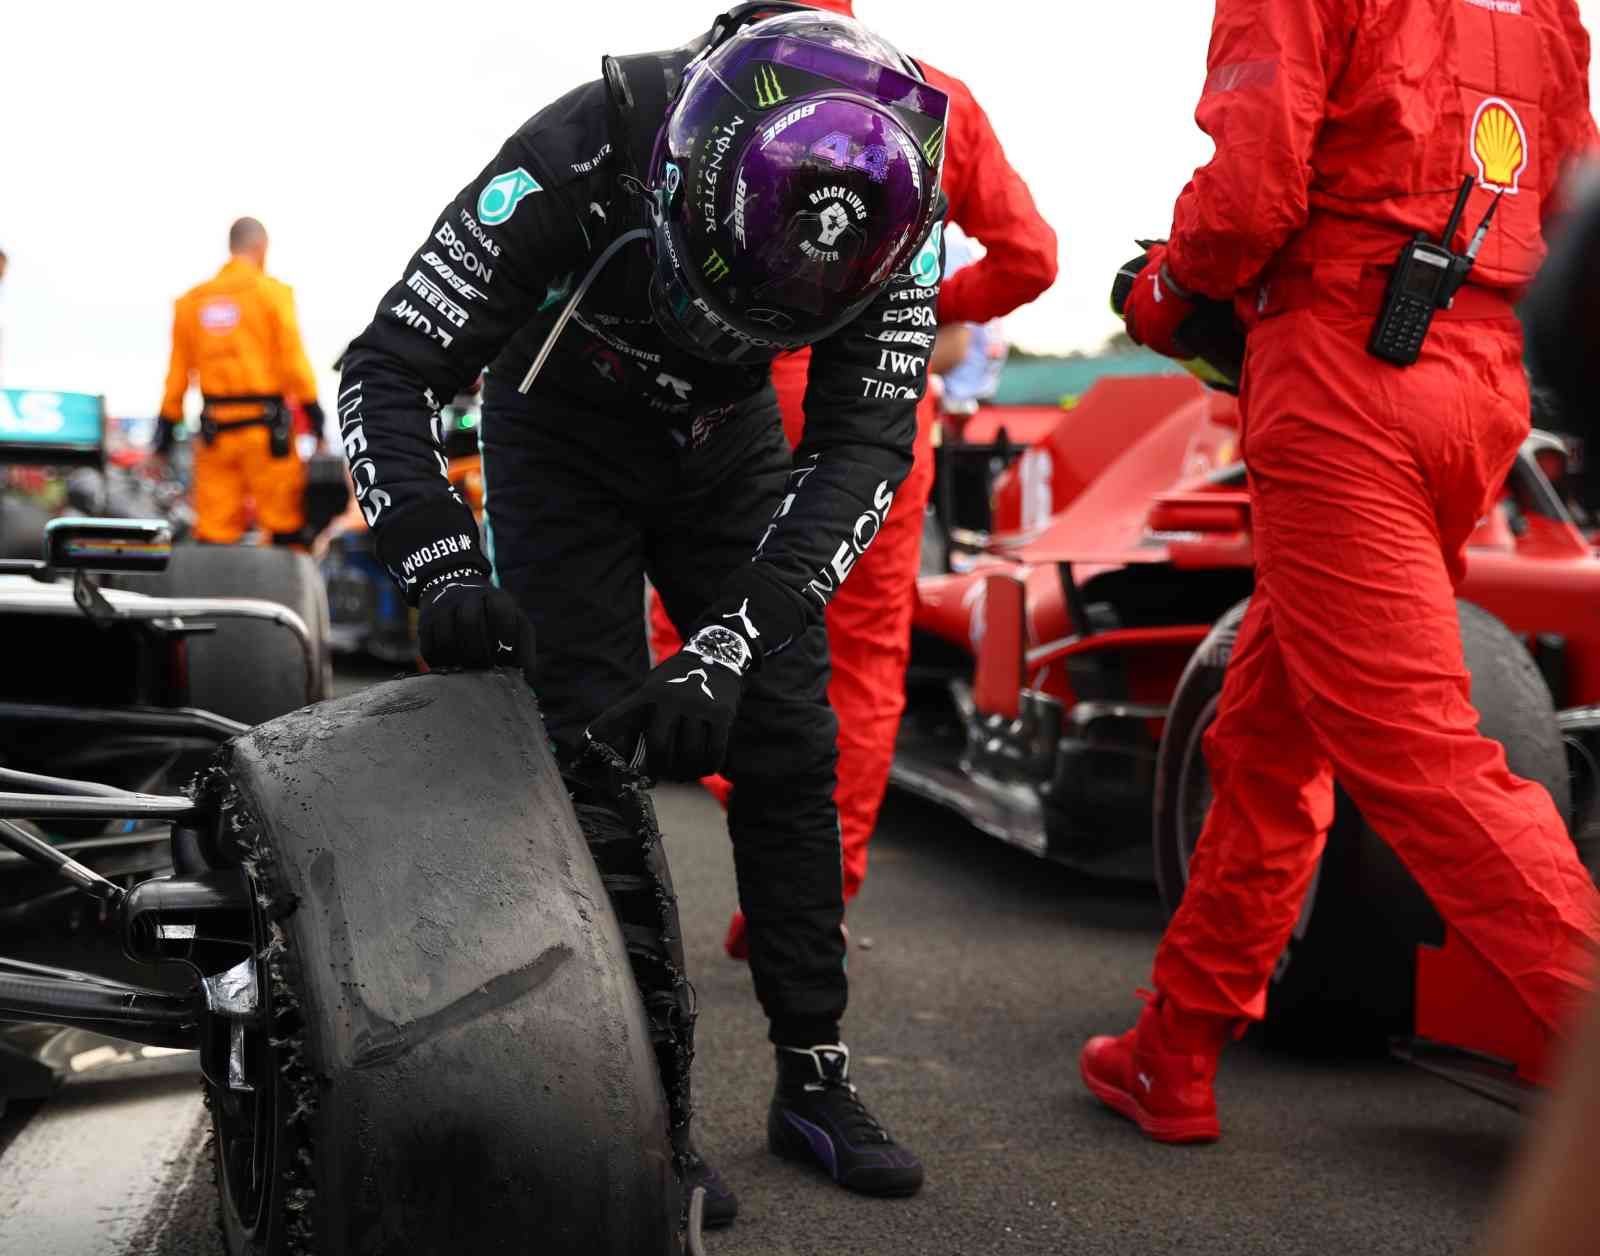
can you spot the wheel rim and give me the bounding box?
[209,870,280,1237]
[1172,690,1322,954]
[1175,692,1222,882]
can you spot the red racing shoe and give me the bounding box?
[1080,990,1231,1144]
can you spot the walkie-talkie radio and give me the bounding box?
[1369,175,1504,366]
[1367,239,1456,365]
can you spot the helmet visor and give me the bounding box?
[645,12,948,360]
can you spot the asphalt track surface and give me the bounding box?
[0,777,1525,1255]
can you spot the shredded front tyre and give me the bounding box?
[195,671,679,1255]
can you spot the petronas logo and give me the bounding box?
[477,167,542,225]
[702,249,731,283]
[753,65,787,109]
[921,125,945,166]
[911,223,943,287]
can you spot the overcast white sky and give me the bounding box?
[2,1,1597,415]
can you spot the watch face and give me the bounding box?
[687,624,752,674]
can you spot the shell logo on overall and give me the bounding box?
[1470,97,1528,193]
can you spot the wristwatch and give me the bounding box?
[685,624,753,676]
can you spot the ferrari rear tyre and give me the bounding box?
[1154,598,1573,1046]
[121,543,331,726]
[197,672,678,1255]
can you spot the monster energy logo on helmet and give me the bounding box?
[753,64,787,109]
[921,125,944,166]
[702,249,731,283]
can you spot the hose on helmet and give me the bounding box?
[517,228,652,394]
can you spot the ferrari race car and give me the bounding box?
[897,371,1600,1099]
[0,411,696,1252]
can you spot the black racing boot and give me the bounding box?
[768,1044,924,1197]
[683,1141,739,1228]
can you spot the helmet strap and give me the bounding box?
[703,3,815,54]
[602,50,693,202]
[704,2,925,81]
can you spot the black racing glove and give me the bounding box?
[589,568,798,780]
[152,416,178,457]
[374,498,492,602]
[589,641,746,780]
[302,400,327,450]
[373,499,535,678]
[418,575,536,683]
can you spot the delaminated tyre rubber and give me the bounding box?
[198,671,678,1255]
[564,743,697,1168]
[120,543,331,727]
[1154,599,1573,1047]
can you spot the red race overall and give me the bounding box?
[1155,0,1600,1037]
[783,12,1056,905]
[653,0,1058,923]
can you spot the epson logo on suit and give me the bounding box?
[433,219,496,286]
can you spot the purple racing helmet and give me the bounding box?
[645,9,949,364]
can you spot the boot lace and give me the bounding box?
[807,1074,892,1145]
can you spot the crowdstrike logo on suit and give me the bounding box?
[477,168,542,226]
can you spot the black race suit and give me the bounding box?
[338,73,939,1047]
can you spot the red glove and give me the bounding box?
[1121,245,1196,360]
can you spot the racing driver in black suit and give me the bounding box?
[337,6,949,1216]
